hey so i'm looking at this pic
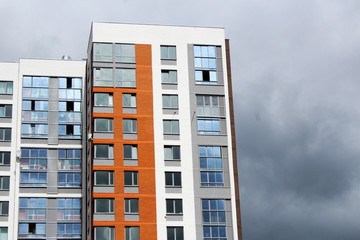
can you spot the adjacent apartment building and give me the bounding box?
[0,22,241,240]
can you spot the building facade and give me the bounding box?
[0,23,241,240]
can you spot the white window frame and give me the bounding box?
[124,198,139,214]
[163,120,179,135]
[94,93,113,107]
[162,95,178,109]
[124,171,138,187]
[161,70,177,84]
[165,172,181,187]
[94,199,114,214]
[94,227,115,240]
[161,46,176,60]
[94,118,114,133]
[94,171,114,186]
[94,145,114,159]
[123,119,137,134]
[164,145,180,161]
[122,93,137,108]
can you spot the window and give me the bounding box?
[196,95,223,117]
[202,199,226,239]
[94,199,114,214]
[58,149,81,188]
[58,172,81,187]
[58,124,81,139]
[0,176,9,190]
[124,145,138,159]
[116,44,135,63]
[57,198,81,221]
[94,68,113,87]
[124,199,139,214]
[22,76,49,99]
[57,223,81,239]
[19,198,46,239]
[125,226,139,240]
[94,118,114,132]
[94,145,114,159]
[59,101,81,112]
[123,93,136,108]
[94,93,113,107]
[162,95,178,109]
[166,199,183,215]
[116,68,136,88]
[163,120,179,135]
[0,105,12,117]
[94,227,115,240]
[194,46,218,85]
[124,171,138,186]
[161,46,176,60]
[123,119,137,134]
[167,227,183,240]
[165,172,181,187]
[0,128,11,141]
[0,202,8,216]
[20,148,47,187]
[94,43,113,62]
[19,198,46,221]
[200,146,224,187]
[0,227,7,240]
[164,146,180,160]
[197,118,220,135]
[22,124,48,138]
[0,152,10,165]
[161,70,177,84]
[58,149,81,171]
[94,171,114,186]
[19,223,46,237]
[0,81,13,94]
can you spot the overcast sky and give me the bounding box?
[1,0,360,239]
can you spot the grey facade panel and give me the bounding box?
[122,108,137,114]
[93,186,115,193]
[165,188,182,194]
[0,216,8,221]
[161,60,177,65]
[21,139,48,144]
[162,109,179,115]
[58,188,82,194]
[0,142,10,147]
[123,133,137,140]
[124,214,139,221]
[93,214,115,221]
[0,191,9,196]
[124,186,139,193]
[166,215,183,221]
[93,159,114,166]
[93,132,114,139]
[47,149,58,193]
[93,107,114,113]
[123,160,138,166]
[162,84,178,90]
[19,188,47,193]
[0,118,11,124]
[164,160,181,167]
[163,135,180,141]
[0,95,12,100]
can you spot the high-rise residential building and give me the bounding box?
[0,22,241,240]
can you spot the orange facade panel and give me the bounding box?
[92,44,157,239]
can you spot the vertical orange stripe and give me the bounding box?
[92,44,157,239]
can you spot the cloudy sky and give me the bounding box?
[1,0,360,239]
